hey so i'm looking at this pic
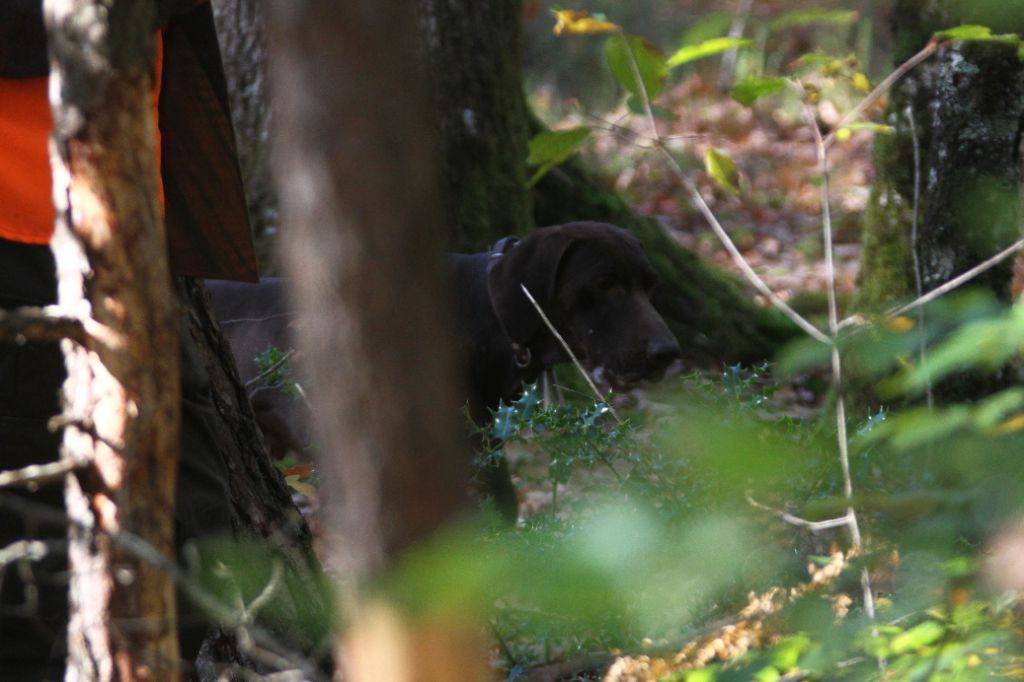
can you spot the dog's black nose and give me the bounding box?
[645,336,680,376]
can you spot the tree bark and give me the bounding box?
[419,0,534,251]
[854,3,1024,407]
[859,2,1024,310]
[210,0,279,270]
[179,279,331,660]
[266,0,484,679]
[43,1,181,678]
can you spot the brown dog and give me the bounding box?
[207,221,679,518]
[453,221,679,423]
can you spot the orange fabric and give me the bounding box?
[0,33,164,245]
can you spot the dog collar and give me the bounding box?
[487,236,532,368]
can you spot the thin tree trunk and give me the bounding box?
[43,1,181,678]
[211,0,279,269]
[266,0,485,678]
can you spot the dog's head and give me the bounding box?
[487,221,680,388]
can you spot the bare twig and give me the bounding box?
[823,40,943,148]
[245,348,296,389]
[836,236,1024,331]
[0,491,327,681]
[666,149,833,344]
[804,99,876,628]
[0,305,90,346]
[520,284,622,423]
[0,539,64,567]
[905,103,934,411]
[746,494,854,531]
[890,237,1024,317]
[0,459,80,490]
[802,103,861,545]
[620,23,831,345]
[717,0,755,92]
[244,559,285,623]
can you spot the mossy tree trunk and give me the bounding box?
[859,3,1024,310]
[419,0,535,251]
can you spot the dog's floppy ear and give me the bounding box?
[487,226,578,347]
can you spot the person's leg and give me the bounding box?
[0,240,236,676]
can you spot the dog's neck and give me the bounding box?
[452,250,558,423]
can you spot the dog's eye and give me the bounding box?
[595,277,618,292]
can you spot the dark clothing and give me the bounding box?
[0,240,236,680]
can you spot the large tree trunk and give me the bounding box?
[266,0,485,680]
[43,1,181,677]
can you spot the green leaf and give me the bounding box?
[835,122,895,141]
[730,76,787,106]
[855,405,968,452]
[667,37,751,68]
[605,33,668,103]
[767,9,859,32]
[936,25,994,41]
[770,634,812,670]
[681,12,733,46]
[526,127,592,187]
[890,620,945,654]
[492,404,519,441]
[704,147,740,193]
[891,304,1024,396]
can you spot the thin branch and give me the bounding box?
[244,559,285,623]
[0,539,65,567]
[905,103,934,411]
[665,151,833,344]
[520,284,621,423]
[716,0,754,92]
[823,40,943,148]
[836,236,1024,330]
[804,100,876,631]
[746,494,854,531]
[245,349,296,389]
[802,102,861,544]
[0,458,80,490]
[0,305,90,346]
[0,492,326,681]
[890,236,1024,317]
